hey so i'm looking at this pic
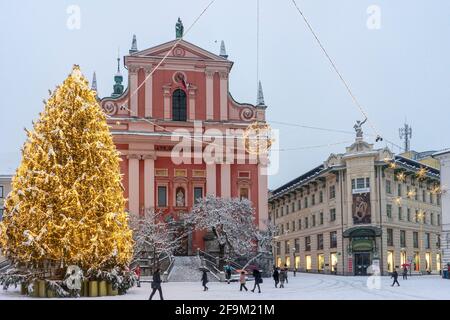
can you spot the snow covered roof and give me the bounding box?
[269,164,327,200]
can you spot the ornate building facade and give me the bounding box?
[98,24,269,255]
[269,129,442,276]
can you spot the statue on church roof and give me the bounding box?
[354,117,367,139]
[176,17,184,39]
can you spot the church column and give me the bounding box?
[220,164,231,198]
[163,85,171,120]
[205,70,215,120]
[129,65,139,116]
[258,157,269,229]
[128,154,140,215]
[206,163,216,195]
[188,87,197,121]
[143,155,155,211]
[219,71,228,121]
[144,66,153,118]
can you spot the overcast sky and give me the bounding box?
[1,0,449,189]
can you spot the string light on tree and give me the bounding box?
[0,65,134,274]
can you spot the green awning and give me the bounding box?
[343,226,382,238]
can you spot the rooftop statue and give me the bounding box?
[354,117,367,139]
[176,17,184,39]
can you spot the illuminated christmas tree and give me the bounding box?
[0,66,133,274]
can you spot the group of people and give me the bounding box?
[272,265,289,288]
[147,264,264,300]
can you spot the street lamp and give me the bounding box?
[417,210,425,273]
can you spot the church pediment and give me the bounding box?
[131,39,229,62]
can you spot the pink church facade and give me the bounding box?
[99,36,269,254]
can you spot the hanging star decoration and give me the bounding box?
[407,189,416,199]
[396,172,406,182]
[394,197,402,205]
[383,157,396,169]
[243,121,273,155]
[416,167,428,180]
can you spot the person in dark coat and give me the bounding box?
[201,270,209,291]
[272,267,280,288]
[279,268,286,288]
[402,266,408,280]
[284,264,289,284]
[224,264,233,284]
[251,268,262,293]
[149,268,164,300]
[391,269,400,287]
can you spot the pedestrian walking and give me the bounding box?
[224,264,233,284]
[239,271,248,291]
[251,268,262,293]
[402,266,408,280]
[284,264,289,284]
[134,265,141,288]
[272,267,280,288]
[201,270,209,291]
[279,268,286,288]
[391,269,400,287]
[293,268,297,277]
[149,268,164,300]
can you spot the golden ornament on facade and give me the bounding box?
[243,121,273,155]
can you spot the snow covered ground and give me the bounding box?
[1,273,450,300]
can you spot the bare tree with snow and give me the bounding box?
[129,209,184,269]
[183,195,261,266]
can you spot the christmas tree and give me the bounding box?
[0,66,133,273]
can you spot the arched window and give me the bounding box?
[172,89,187,121]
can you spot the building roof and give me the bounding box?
[433,148,450,157]
[269,153,440,202]
[270,164,326,199]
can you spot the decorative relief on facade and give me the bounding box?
[155,169,168,177]
[103,102,118,115]
[144,65,153,74]
[205,70,215,78]
[192,170,206,178]
[219,71,228,80]
[173,71,187,86]
[240,108,256,121]
[174,169,187,177]
[155,145,173,151]
[238,171,251,179]
[128,65,140,73]
[173,47,186,57]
